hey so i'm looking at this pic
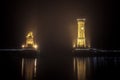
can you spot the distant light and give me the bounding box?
[73,44,76,48]
[34,44,38,49]
[22,45,25,48]
[81,27,84,30]
[73,41,76,48]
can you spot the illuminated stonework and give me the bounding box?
[77,19,86,48]
[73,18,87,48]
[22,32,38,49]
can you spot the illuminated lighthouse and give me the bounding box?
[73,18,89,48]
[77,19,86,48]
[22,32,38,49]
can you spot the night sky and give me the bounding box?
[0,0,119,50]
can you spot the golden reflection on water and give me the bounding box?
[21,58,37,80]
[73,57,90,80]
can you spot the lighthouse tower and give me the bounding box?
[73,18,89,49]
[77,19,86,48]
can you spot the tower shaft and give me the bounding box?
[77,19,86,48]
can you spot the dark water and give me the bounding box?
[0,52,120,80]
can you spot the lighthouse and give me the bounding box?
[73,18,90,49]
[77,19,86,48]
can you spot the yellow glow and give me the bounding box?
[26,32,33,38]
[21,58,24,77]
[73,43,76,48]
[77,58,86,80]
[33,44,38,49]
[26,32,34,46]
[77,18,86,48]
[22,31,38,49]
[73,57,90,80]
[73,41,76,48]
[22,45,25,48]
[34,58,37,77]
[81,27,84,30]
[21,59,37,80]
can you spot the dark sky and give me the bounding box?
[0,0,119,50]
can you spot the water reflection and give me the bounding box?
[92,57,120,80]
[73,57,91,80]
[20,56,120,80]
[21,58,37,80]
